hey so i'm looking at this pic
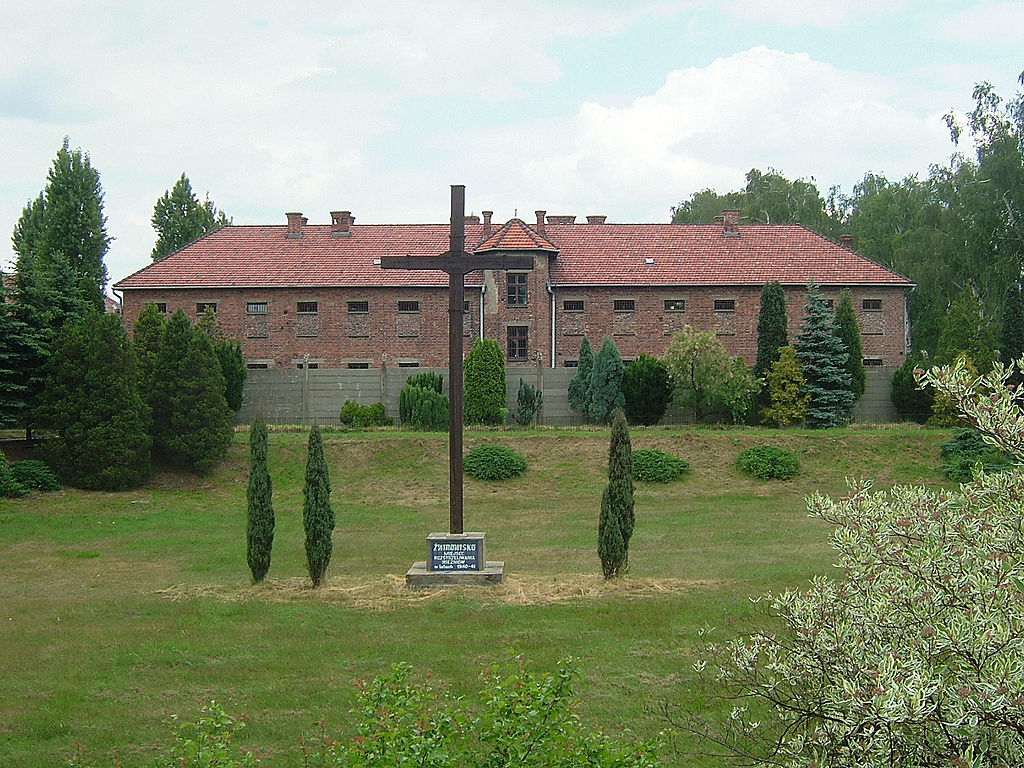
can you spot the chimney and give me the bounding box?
[464,214,480,225]
[330,210,352,237]
[840,233,853,245]
[285,212,304,238]
[586,215,607,225]
[722,209,740,237]
[535,210,546,234]
[482,210,493,238]
[546,215,576,225]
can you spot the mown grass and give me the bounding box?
[0,425,951,767]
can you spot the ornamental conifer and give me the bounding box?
[598,409,634,579]
[588,337,625,424]
[794,285,855,429]
[567,337,593,419]
[754,281,788,379]
[834,289,866,399]
[246,418,274,583]
[464,337,506,425]
[303,425,334,587]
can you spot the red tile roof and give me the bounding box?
[114,221,912,290]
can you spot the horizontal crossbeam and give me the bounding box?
[380,252,535,275]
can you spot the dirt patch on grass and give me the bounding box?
[157,573,722,610]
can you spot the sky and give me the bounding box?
[1,0,1022,287]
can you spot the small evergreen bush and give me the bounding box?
[632,448,690,482]
[339,400,392,428]
[0,450,27,498]
[10,460,61,492]
[890,354,933,423]
[939,427,1014,482]
[464,444,527,480]
[621,355,672,425]
[405,371,443,393]
[513,378,543,426]
[399,385,448,430]
[736,444,801,480]
[464,338,506,425]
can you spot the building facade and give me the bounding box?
[114,208,913,370]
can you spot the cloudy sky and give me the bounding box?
[1,0,1021,286]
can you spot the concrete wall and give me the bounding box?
[239,366,897,426]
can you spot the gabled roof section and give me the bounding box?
[474,219,558,253]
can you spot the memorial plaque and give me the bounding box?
[426,532,485,572]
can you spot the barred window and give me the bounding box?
[564,360,579,368]
[507,326,529,360]
[397,361,420,368]
[397,300,420,313]
[613,299,636,312]
[863,357,884,366]
[246,363,268,369]
[563,300,585,312]
[347,301,369,313]
[347,362,370,369]
[196,302,217,314]
[862,299,883,311]
[247,302,268,314]
[297,301,318,313]
[664,299,685,312]
[714,299,736,312]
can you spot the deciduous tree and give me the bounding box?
[151,173,230,260]
[663,325,756,423]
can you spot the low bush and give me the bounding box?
[464,444,527,480]
[632,448,690,483]
[339,400,392,428]
[736,444,800,480]
[399,385,448,431]
[10,460,62,492]
[513,378,543,426]
[0,450,27,498]
[939,427,1014,482]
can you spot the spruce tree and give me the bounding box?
[587,337,625,424]
[37,313,151,490]
[834,289,866,399]
[303,425,334,587]
[621,355,672,425]
[1000,285,1024,370]
[246,418,275,583]
[464,337,506,425]
[567,337,593,419]
[151,173,230,260]
[598,410,634,579]
[794,285,855,428]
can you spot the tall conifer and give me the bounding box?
[1000,285,1024,371]
[246,419,275,582]
[834,289,866,399]
[568,337,593,420]
[464,337,506,425]
[588,337,625,424]
[754,281,788,378]
[794,285,855,428]
[303,426,335,587]
[598,410,634,579]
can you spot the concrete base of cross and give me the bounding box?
[405,561,505,588]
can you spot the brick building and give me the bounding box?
[113,208,913,371]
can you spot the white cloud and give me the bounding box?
[930,1,1024,45]
[720,0,907,28]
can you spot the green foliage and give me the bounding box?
[303,426,334,588]
[246,419,274,583]
[760,346,809,427]
[794,285,855,428]
[513,378,543,426]
[405,371,443,394]
[736,444,800,480]
[929,353,977,427]
[702,359,1024,767]
[339,401,392,428]
[132,302,166,426]
[834,289,866,399]
[37,313,151,490]
[939,427,1014,482]
[588,337,626,425]
[0,451,27,498]
[663,325,758,423]
[399,385,448,431]
[196,311,247,412]
[621,355,672,425]
[464,338,506,425]
[1000,285,1024,370]
[0,276,33,429]
[936,289,997,372]
[632,449,689,483]
[464,444,528,480]
[754,281,788,383]
[151,173,231,260]
[10,460,61,492]
[890,354,933,423]
[154,700,259,768]
[598,410,634,579]
[567,337,594,420]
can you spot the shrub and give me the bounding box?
[939,427,1014,482]
[0,450,27,498]
[465,337,506,425]
[567,336,594,419]
[929,353,976,427]
[663,325,757,423]
[891,353,933,423]
[513,378,543,426]
[399,373,444,425]
[760,345,809,427]
[399,385,448,430]
[10,460,61,492]
[405,371,443,393]
[464,444,527,480]
[622,355,672,425]
[736,444,800,480]
[588,337,626,424]
[632,448,690,483]
[340,400,392,428]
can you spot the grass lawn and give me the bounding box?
[0,424,951,767]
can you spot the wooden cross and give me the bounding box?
[381,185,534,534]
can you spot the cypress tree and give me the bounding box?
[621,355,672,425]
[598,409,634,579]
[37,313,151,490]
[151,309,194,454]
[754,281,788,379]
[567,337,593,419]
[303,425,334,587]
[587,337,625,424]
[1000,285,1024,371]
[464,337,506,425]
[794,285,855,428]
[834,289,866,399]
[246,418,275,583]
